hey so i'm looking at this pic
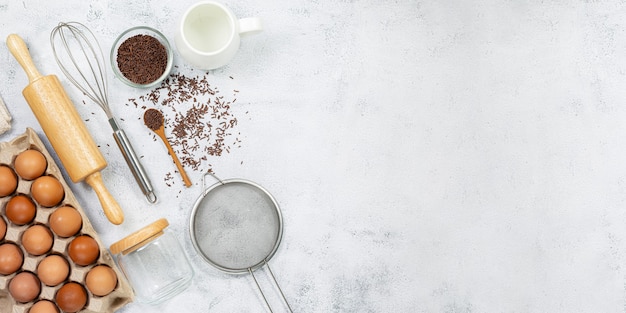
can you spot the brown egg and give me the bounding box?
[31,176,64,207]
[85,265,117,296]
[0,216,6,240]
[0,165,18,196]
[37,254,69,286]
[9,271,41,303]
[29,300,60,313]
[49,206,82,238]
[14,149,47,180]
[6,194,37,225]
[55,282,87,313]
[22,225,53,256]
[68,235,99,266]
[0,243,23,275]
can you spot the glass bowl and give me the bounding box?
[110,26,173,88]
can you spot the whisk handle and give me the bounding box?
[6,34,43,83]
[111,119,157,203]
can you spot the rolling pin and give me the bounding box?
[7,34,124,225]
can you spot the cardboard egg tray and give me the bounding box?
[0,128,133,313]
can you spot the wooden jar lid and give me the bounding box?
[110,218,169,255]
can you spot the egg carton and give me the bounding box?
[0,128,133,313]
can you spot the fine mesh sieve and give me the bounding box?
[189,174,292,312]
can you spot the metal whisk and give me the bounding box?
[51,22,157,203]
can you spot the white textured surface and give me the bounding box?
[2,0,626,312]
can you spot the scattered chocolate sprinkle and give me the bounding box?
[127,73,243,183]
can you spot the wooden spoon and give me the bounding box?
[144,108,191,187]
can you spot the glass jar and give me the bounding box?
[110,218,193,304]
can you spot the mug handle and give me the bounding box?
[239,17,263,36]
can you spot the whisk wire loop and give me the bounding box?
[51,22,112,118]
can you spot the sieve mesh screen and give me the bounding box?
[192,181,280,271]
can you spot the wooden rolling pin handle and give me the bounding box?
[85,172,124,225]
[6,34,43,83]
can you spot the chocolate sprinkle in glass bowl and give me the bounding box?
[110,26,173,89]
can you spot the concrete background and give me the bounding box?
[2,0,626,312]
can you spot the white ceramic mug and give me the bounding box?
[175,1,262,70]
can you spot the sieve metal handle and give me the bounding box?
[202,172,224,190]
[249,261,293,313]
